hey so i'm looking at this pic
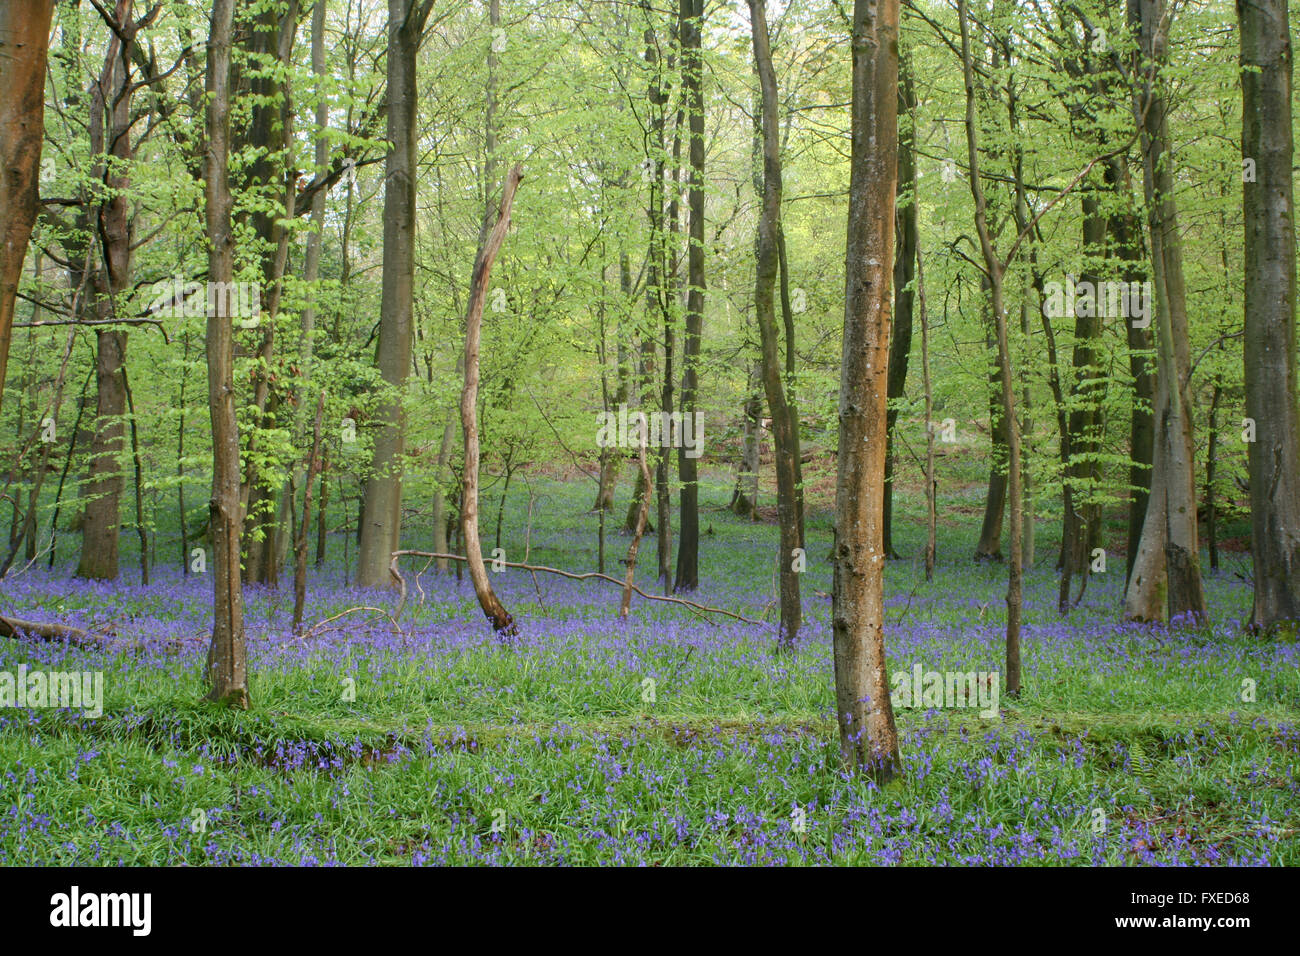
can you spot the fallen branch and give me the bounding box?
[390,550,765,627]
[284,605,404,647]
[0,614,98,647]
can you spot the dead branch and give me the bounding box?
[390,549,764,627]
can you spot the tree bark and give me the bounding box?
[203,0,250,708]
[356,0,434,587]
[833,0,901,778]
[750,0,801,646]
[1124,0,1206,622]
[0,0,53,411]
[959,0,1022,694]
[884,54,916,560]
[460,164,523,637]
[1240,0,1300,631]
[673,0,705,594]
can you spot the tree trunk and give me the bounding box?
[460,164,523,637]
[76,3,142,581]
[356,0,434,587]
[974,309,1009,561]
[959,0,1021,694]
[77,330,127,579]
[0,0,53,411]
[673,0,705,594]
[1206,378,1221,571]
[833,0,901,779]
[729,365,761,518]
[1124,0,1206,622]
[293,392,325,632]
[240,0,300,587]
[1108,155,1154,583]
[203,0,250,709]
[884,55,916,560]
[750,0,801,647]
[1240,0,1300,630]
[918,242,936,582]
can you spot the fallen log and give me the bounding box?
[0,614,97,646]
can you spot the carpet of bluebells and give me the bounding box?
[0,473,1296,865]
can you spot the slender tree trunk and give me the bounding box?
[959,0,1021,694]
[673,0,705,593]
[621,435,654,617]
[918,243,936,582]
[461,165,523,637]
[203,0,250,708]
[122,364,148,585]
[1240,0,1300,630]
[1206,378,1221,571]
[315,444,329,567]
[884,55,916,560]
[293,392,325,632]
[833,0,901,778]
[974,302,1009,562]
[276,0,330,578]
[730,365,761,518]
[750,0,801,647]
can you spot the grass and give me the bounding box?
[0,463,1295,865]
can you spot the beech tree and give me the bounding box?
[356,0,436,588]
[0,0,55,410]
[1123,0,1206,623]
[749,0,801,647]
[204,0,250,708]
[833,0,901,777]
[1239,0,1300,631]
[673,0,705,594]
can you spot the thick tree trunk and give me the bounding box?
[1124,0,1206,622]
[76,3,142,581]
[77,330,127,579]
[204,0,250,709]
[1240,0,1300,630]
[833,0,901,779]
[356,0,433,587]
[0,0,53,411]
[240,0,300,587]
[750,0,801,647]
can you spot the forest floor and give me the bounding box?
[0,464,1296,864]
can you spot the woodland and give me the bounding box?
[0,0,1296,866]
